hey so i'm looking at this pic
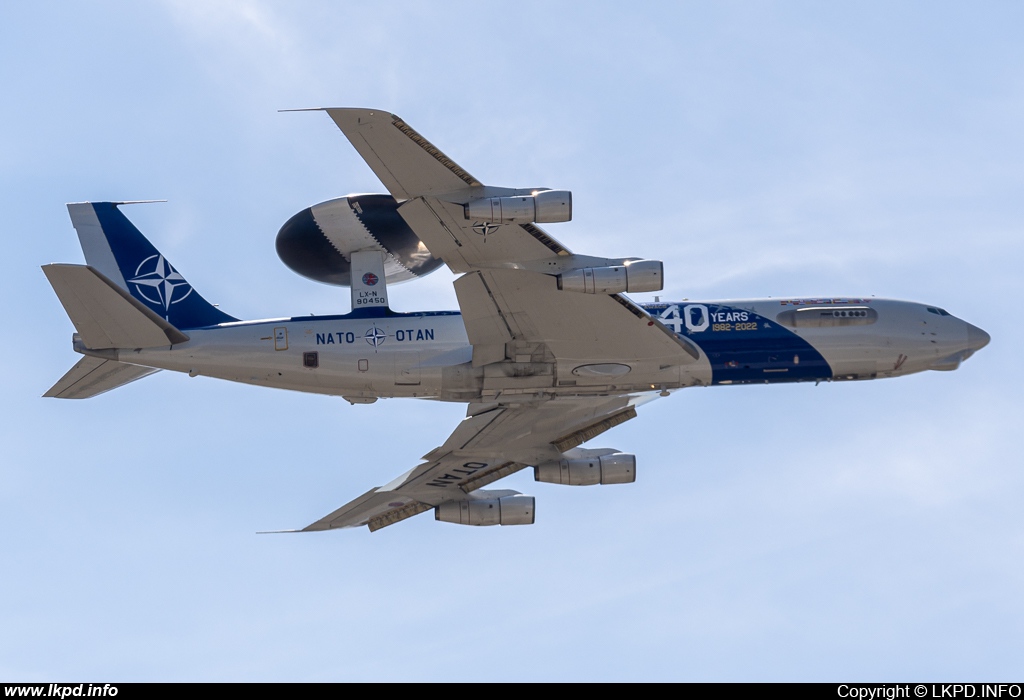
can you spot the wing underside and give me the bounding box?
[293,108,692,533]
[301,396,638,532]
[322,108,695,366]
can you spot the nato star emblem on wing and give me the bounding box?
[472,221,500,239]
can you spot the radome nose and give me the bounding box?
[966,323,991,351]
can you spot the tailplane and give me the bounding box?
[41,264,174,399]
[42,264,189,349]
[67,202,237,329]
[44,356,158,400]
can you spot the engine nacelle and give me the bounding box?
[435,493,535,526]
[534,450,636,486]
[557,260,663,294]
[276,194,444,287]
[464,190,572,224]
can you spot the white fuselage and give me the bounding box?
[99,298,986,403]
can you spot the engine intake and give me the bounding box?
[464,190,572,224]
[557,260,663,294]
[435,493,535,526]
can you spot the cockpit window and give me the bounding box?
[927,307,952,316]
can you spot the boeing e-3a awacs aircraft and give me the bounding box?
[43,108,991,532]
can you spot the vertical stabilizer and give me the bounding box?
[349,249,390,314]
[66,202,237,329]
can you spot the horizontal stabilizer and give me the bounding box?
[42,264,189,349]
[44,356,159,399]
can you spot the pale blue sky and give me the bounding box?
[2,1,1022,680]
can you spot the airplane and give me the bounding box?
[42,108,991,533]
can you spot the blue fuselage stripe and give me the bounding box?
[641,302,832,384]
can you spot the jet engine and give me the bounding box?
[557,260,663,294]
[434,491,535,526]
[534,449,636,486]
[464,190,572,224]
[276,194,444,286]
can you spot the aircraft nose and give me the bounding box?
[966,323,991,351]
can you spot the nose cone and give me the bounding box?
[966,323,991,351]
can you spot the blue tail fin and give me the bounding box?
[67,202,238,329]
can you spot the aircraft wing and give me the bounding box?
[323,108,696,367]
[323,108,482,201]
[324,108,571,271]
[300,395,638,532]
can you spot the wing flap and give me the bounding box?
[301,487,418,531]
[367,501,433,533]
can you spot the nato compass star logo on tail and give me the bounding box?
[128,254,193,318]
